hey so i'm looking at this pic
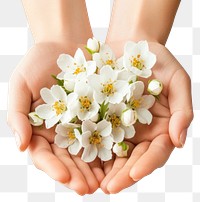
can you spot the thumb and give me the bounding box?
[7,73,32,151]
[168,68,193,148]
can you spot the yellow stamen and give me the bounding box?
[53,101,66,116]
[79,96,92,112]
[102,82,115,96]
[131,54,145,70]
[68,130,76,140]
[130,98,142,109]
[106,59,114,66]
[73,67,85,75]
[108,113,121,128]
[89,130,102,145]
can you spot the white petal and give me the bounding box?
[140,69,152,78]
[74,81,90,96]
[115,56,124,70]
[124,41,137,53]
[100,65,118,82]
[45,115,61,129]
[86,61,96,75]
[97,120,112,137]
[40,88,56,104]
[82,120,96,133]
[74,48,86,65]
[51,85,67,101]
[68,140,82,155]
[57,72,65,80]
[57,54,74,71]
[64,80,75,92]
[141,95,155,109]
[81,131,91,147]
[35,104,55,119]
[109,92,124,104]
[101,136,113,150]
[121,125,135,139]
[60,110,74,123]
[100,44,115,62]
[54,134,74,148]
[98,147,112,161]
[74,129,82,142]
[131,81,144,99]
[137,108,153,125]
[144,52,156,69]
[112,127,125,143]
[93,91,106,104]
[87,74,102,92]
[82,145,98,163]
[92,53,104,68]
[138,40,149,53]
[55,123,68,136]
[115,80,129,96]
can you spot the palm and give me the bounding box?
[8,43,104,195]
[101,42,193,193]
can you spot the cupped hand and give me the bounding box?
[7,42,105,195]
[100,42,193,194]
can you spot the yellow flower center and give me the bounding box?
[108,113,121,128]
[130,98,142,109]
[89,130,102,145]
[53,101,66,115]
[102,82,115,96]
[68,130,76,140]
[73,66,85,75]
[106,59,114,66]
[79,96,92,112]
[131,54,145,70]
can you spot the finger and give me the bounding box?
[7,73,32,151]
[89,158,105,185]
[101,157,128,194]
[168,67,193,147]
[101,142,134,194]
[106,141,150,194]
[130,134,174,181]
[103,159,114,175]
[51,144,89,195]
[71,155,99,194]
[28,135,70,184]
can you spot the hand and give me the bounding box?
[7,42,105,195]
[100,42,193,194]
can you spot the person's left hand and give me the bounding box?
[100,42,193,194]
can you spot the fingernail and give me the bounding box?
[179,129,187,147]
[14,132,21,149]
[130,168,140,182]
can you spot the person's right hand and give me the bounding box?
[7,42,105,195]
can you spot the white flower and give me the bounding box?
[127,81,155,125]
[28,112,43,126]
[88,65,128,104]
[54,123,82,155]
[57,48,96,81]
[148,79,163,96]
[123,41,156,78]
[107,103,135,143]
[35,85,76,129]
[70,81,100,121]
[81,120,113,162]
[121,109,137,126]
[93,44,123,70]
[113,142,129,157]
[86,37,100,53]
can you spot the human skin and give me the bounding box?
[100,0,193,194]
[7,0,105,195]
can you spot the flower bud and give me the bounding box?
[113,142,129,157]
[28,112,43,126]
[121,109,137,126]
[86,37,100,53]
[148,79,163,96]
[64,80,75,92]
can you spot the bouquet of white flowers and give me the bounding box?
[28,38,163,163]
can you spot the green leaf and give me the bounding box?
[51,74,64,87]
[99,101,109,120]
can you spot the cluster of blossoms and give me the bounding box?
[28,38,163,163]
